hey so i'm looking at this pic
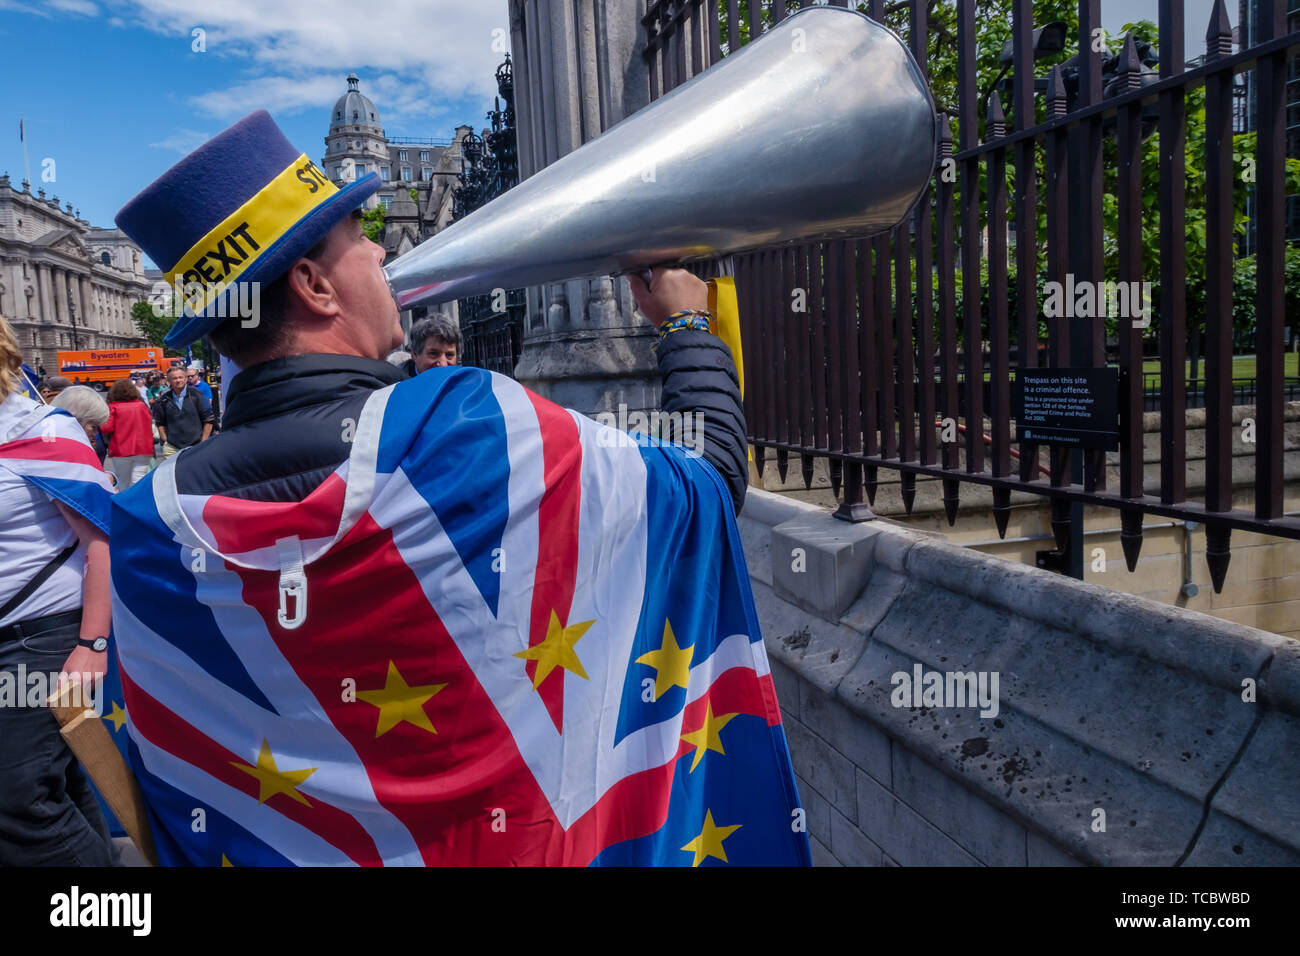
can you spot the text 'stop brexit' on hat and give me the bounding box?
[115,110,380,349]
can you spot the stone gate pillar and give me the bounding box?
[507,0,659,419]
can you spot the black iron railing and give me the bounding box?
[642,0,1300,591]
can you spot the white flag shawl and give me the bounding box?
[0,401,114,533]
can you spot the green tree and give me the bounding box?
[717,3,1300,362]
[130,299,185,355]
[361,204,386,242]
[1227,245,1300,350]
[721,1,1078,135]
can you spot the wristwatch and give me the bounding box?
[76,637,109,652]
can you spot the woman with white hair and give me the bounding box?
[52,386,110,460]
[0,316,116,865]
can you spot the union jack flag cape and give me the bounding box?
[0,400,114,533]
[107,368,809,866]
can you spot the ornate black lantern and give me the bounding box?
[496,55,513,101]
[451,56,525,377]
[461,131,484,168]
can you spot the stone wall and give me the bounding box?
[756,402,1300,639]
[740,489,1300,866]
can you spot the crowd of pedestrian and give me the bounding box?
[22,315,452,498]
[21,311,459,495]
[26,361,219,492]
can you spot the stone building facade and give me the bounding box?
[0,174,150,374]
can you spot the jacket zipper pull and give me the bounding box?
[275,536,308,630]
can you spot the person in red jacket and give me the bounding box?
[100,378,155,490]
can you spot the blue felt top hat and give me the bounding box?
[116,110,380,348]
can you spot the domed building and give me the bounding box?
[322,73,481,333]
[324,74,389,187]
[322,74,473,255]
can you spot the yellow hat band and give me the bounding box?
[165,153,339,316]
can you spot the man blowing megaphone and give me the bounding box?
[105,108,805,866]
[95,0,938,866]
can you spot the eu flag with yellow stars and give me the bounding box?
[106,367,810,866]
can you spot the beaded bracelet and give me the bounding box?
[653,309,714,351]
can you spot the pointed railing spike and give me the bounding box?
[992,487,1011,538]
[1206,0,1232,59]
[942,477,960,526]
[1045,65,1067,118]
[1120,508,1144,572]
[776,448,789,483]
[1205,522,1232,593]
[754,444,766,477]
[830,458,843,499]
[801,453,814,490]
[1050,497,1072,554]
[986,89,1006,138]
[1118,34,1143,91]
[865,465,879,505]
[901,473,917,514]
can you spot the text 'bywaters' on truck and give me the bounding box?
[56,348,181,391]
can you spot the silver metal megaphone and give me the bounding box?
[384,5,936,310]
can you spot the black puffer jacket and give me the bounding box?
[174,334,748,512]
[653,329,747,511]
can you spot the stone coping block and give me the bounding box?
[903,535,1289,708]
[755,580,869,696]
[742,488,1298,865]
[1194,709,1300,864]
[741,490,825,528]
[770,518,880,621]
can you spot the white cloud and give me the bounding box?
[0,0,54,15]
[148,128,214,154]
[188,74,345,122]
[112,0,511,125]
[49,0,99,14]
[0,0,101,15]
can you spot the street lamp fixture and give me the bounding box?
[981,20,1069,115]
[462,132,483,167]
[67,275,80,350]
[997,20,1069,68]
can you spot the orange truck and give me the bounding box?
[57,348,178,391]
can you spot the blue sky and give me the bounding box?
[0,0,512,262]
[1,0,1232,267]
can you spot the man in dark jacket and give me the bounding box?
[106,109,771,867]
[153,366,213,456]
[117,112,746,513]
[163,265,744,514]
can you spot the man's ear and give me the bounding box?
[285,255,339,319]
